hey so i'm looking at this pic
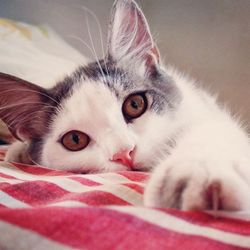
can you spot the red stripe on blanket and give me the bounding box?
[12,162,71,176]
[122,183,144,194]
[162,209,250,236]
[0,181,69,206]
[118,171,149,182]
[0,172,18,179]
[0,181,131,206]
[69,176,102,186]
[0,207,243,250]
[71,191,130,206]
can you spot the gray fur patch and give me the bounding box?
[145,68,182,113]
[26,57,181,164]
[49,57,181,116]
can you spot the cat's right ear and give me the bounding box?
[107,0,160,70]
[0,73,55,141]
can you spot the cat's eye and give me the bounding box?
[61,130,90,151]
[122,93,148,121]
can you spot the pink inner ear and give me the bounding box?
[124,8,152,57]
[150,46,160,64]
[108,0,160,64]
[0,73,52,141]
[0,91,49,141]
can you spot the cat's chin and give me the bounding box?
[131,162,151,172]
[70,168,100,175]
[68,162,131,174]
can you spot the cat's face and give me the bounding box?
[0,0,180,172]
[40,59,179,172]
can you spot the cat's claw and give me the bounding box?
[144,157,250,211]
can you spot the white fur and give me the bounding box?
[144,68,250,210]
[5,140,31,164]
[42,81,136,172]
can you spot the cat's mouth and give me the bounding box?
[131,163,150,172]
[69,161,149,174]
[69,167,101,175]
[111,155,150,172]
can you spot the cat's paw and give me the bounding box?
[144,156,250,211]
[5,141,33,164]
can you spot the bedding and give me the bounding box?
[0,18,87,142]
[1,146,250,250]
[1,18,250,250]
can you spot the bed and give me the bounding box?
[0,18,250,250]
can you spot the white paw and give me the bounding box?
[5,141,32,164]
[144,156,250,211]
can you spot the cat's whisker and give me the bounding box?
[84,11,108,84]
[29,158,39,166]
[1,104,54,125]
[51,4,95,62]
[0,87,60,106]
[69,35,97,62]
[56,2,108,68]
[0,102,55,111]
[0,104,55,129]
[79,5,109,78]
[69,34,108,83]
[53,2,110,80]
[0,103,54,120]
[1,105,55,128]
[3,110,53,129]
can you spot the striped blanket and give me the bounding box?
[0,146,250,250]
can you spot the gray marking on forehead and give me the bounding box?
[77,59,136,92]
[145,68,182,113]
[50,61,181,131]
[49,57,181,117]
[80,59,182,113]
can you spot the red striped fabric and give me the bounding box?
[0,146,250,250]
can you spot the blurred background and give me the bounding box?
[0,0,250,123]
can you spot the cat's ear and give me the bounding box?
[0,73,54,141]
[107,0,160,69]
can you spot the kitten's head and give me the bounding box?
[0,0,180,172]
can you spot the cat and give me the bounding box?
[0,0,250,211]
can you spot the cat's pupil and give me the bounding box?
[72,133,79,144]
[131,100,139,109]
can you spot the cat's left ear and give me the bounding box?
[0,73,55,141]
[107,0,160,70]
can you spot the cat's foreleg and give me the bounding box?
[144,122,250,211]
[5,141,32,164]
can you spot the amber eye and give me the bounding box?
[61,130,90,151]
[122,93,148,121]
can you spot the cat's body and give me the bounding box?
[1,0,250,211]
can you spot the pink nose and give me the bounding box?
[111,148,134,168]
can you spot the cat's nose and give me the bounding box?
[110,148,135,169]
